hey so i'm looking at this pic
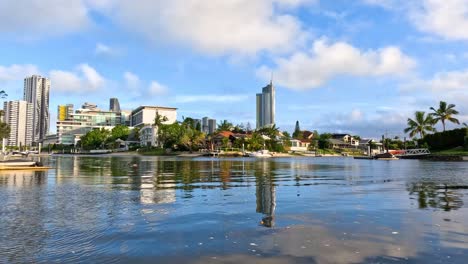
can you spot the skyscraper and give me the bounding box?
[3,100,33,146]
[256,81,275,129]
[24,75,50,143]
[109,98,121,112]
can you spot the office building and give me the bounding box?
[3,100,33,147]
[24,75,50,143]
[256,81,275,129]
[131,106,177,147]
[56,107,122,145]
[57,104,74,121]
[109,98,121,112]
[130,106,177,127]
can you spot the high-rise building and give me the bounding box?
[109,98,121,112]
[202,117,209,134]
[256,81,275,129]
[201,117,216,134]
[3,100,33,146]
[208,119,217,134]
[24,75,50,143]
[57,104,74,121]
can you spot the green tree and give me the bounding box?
[158,122,184,149]
[404,111,435,139]
[0,122,10,142]
[429,101,460,131]
[80,128,111,150]
[154,112,169,126]
[318,133,332,149]
[292,120,301,139]
[110,125,130,141]
[217,120,233,131]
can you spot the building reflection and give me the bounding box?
[255,160,276,227]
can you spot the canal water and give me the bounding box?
[1,155,467,263]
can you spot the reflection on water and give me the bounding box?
[1,156,468,263]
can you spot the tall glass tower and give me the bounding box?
[256,81,275,129]
[109,98,121,112]
[24,75,50,144]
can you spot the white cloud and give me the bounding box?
[0,64,40,82]
[95,43,115,56]
[410,0,468,41]
[258,39,416,90]
[402,69,468,92]
[174,94,249,103]
[0,0,90,35]
[49,64,105,93]
[110,0,311,56]
[148,81,168,95]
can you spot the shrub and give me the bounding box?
[420,128,468,150]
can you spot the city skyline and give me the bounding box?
[0,1,467,138]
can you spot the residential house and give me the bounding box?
[290,139,310,152]
[328,134,360,149]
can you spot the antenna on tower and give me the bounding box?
[270,71,274,86]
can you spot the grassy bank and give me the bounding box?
[138,148,176,156]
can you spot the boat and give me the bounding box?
[0,154,50,170]
[374,152,399,160]
[249,150,273,158]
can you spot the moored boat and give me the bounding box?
[249,150,273,158]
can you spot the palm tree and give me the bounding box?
[404,111,435,139]
[154,112,168,127]
[429,101,460,131]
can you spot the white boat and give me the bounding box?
[0,160,38,167]
[249,150,273,158]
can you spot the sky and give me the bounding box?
[0,0,467,138]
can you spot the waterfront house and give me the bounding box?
[290,139,310,152]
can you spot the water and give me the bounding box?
[1,155,468,263]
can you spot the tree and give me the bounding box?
[318,133,332,149]
[292,120,301,139]
[246,122,252,133]
[429,101,460,131]
[0,94,10,143]
[110,125,130,141]
[154,112,169,127]
[217,120,233,131]
[0,122,10,141]
[80,128,111,150]
[404,111,435,139]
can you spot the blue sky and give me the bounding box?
[0,0,467,138]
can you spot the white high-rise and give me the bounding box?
[24,75,50,143]
[3,100,33,147]
[256,81,275,129]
